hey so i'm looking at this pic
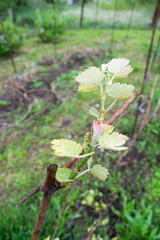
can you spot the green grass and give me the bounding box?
[100,0,156,11]
[64,5,157,30]
[1,28,159,81]
[0,27,160,240]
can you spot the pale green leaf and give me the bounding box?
[101,63,108,73]
[107,83,134,100]
[45,237,50,240]
[103,124,114,134]
[107,58,133,78]
[89,107,99,118]
[56,168,72,182]
[98,131,128,151]
[90,164,109,181]
[75,67,105,92]
[51,139,83,157]
[78,84,99,92]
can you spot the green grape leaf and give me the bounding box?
[75,67,105,92]
[89,107,99,118]
[45,237,50,240]
[107,58,133,79]
[89,164,109,181]
[103,124,114,134]
[107,83,134,100]
[78,84,99,92]
[51,139,83,157]
[98,131,128,151]
[56,168,72,182]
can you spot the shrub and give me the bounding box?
[35,10,66,43]
[0,19,22,57]
[18,16,35,27]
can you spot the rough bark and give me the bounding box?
[31,164,62,240]
[132,0,160,135]
[80,0,85,28]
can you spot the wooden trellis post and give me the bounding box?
[109,0,118,56]
[125,0,136,41]
[95,0,100,28]
[132,0,160,135]
[80,0,85,28]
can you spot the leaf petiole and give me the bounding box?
[77,152,94,158]
[75,169,91,179]
[106,99,117,112]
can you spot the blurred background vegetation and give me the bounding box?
[0,0,160,239]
